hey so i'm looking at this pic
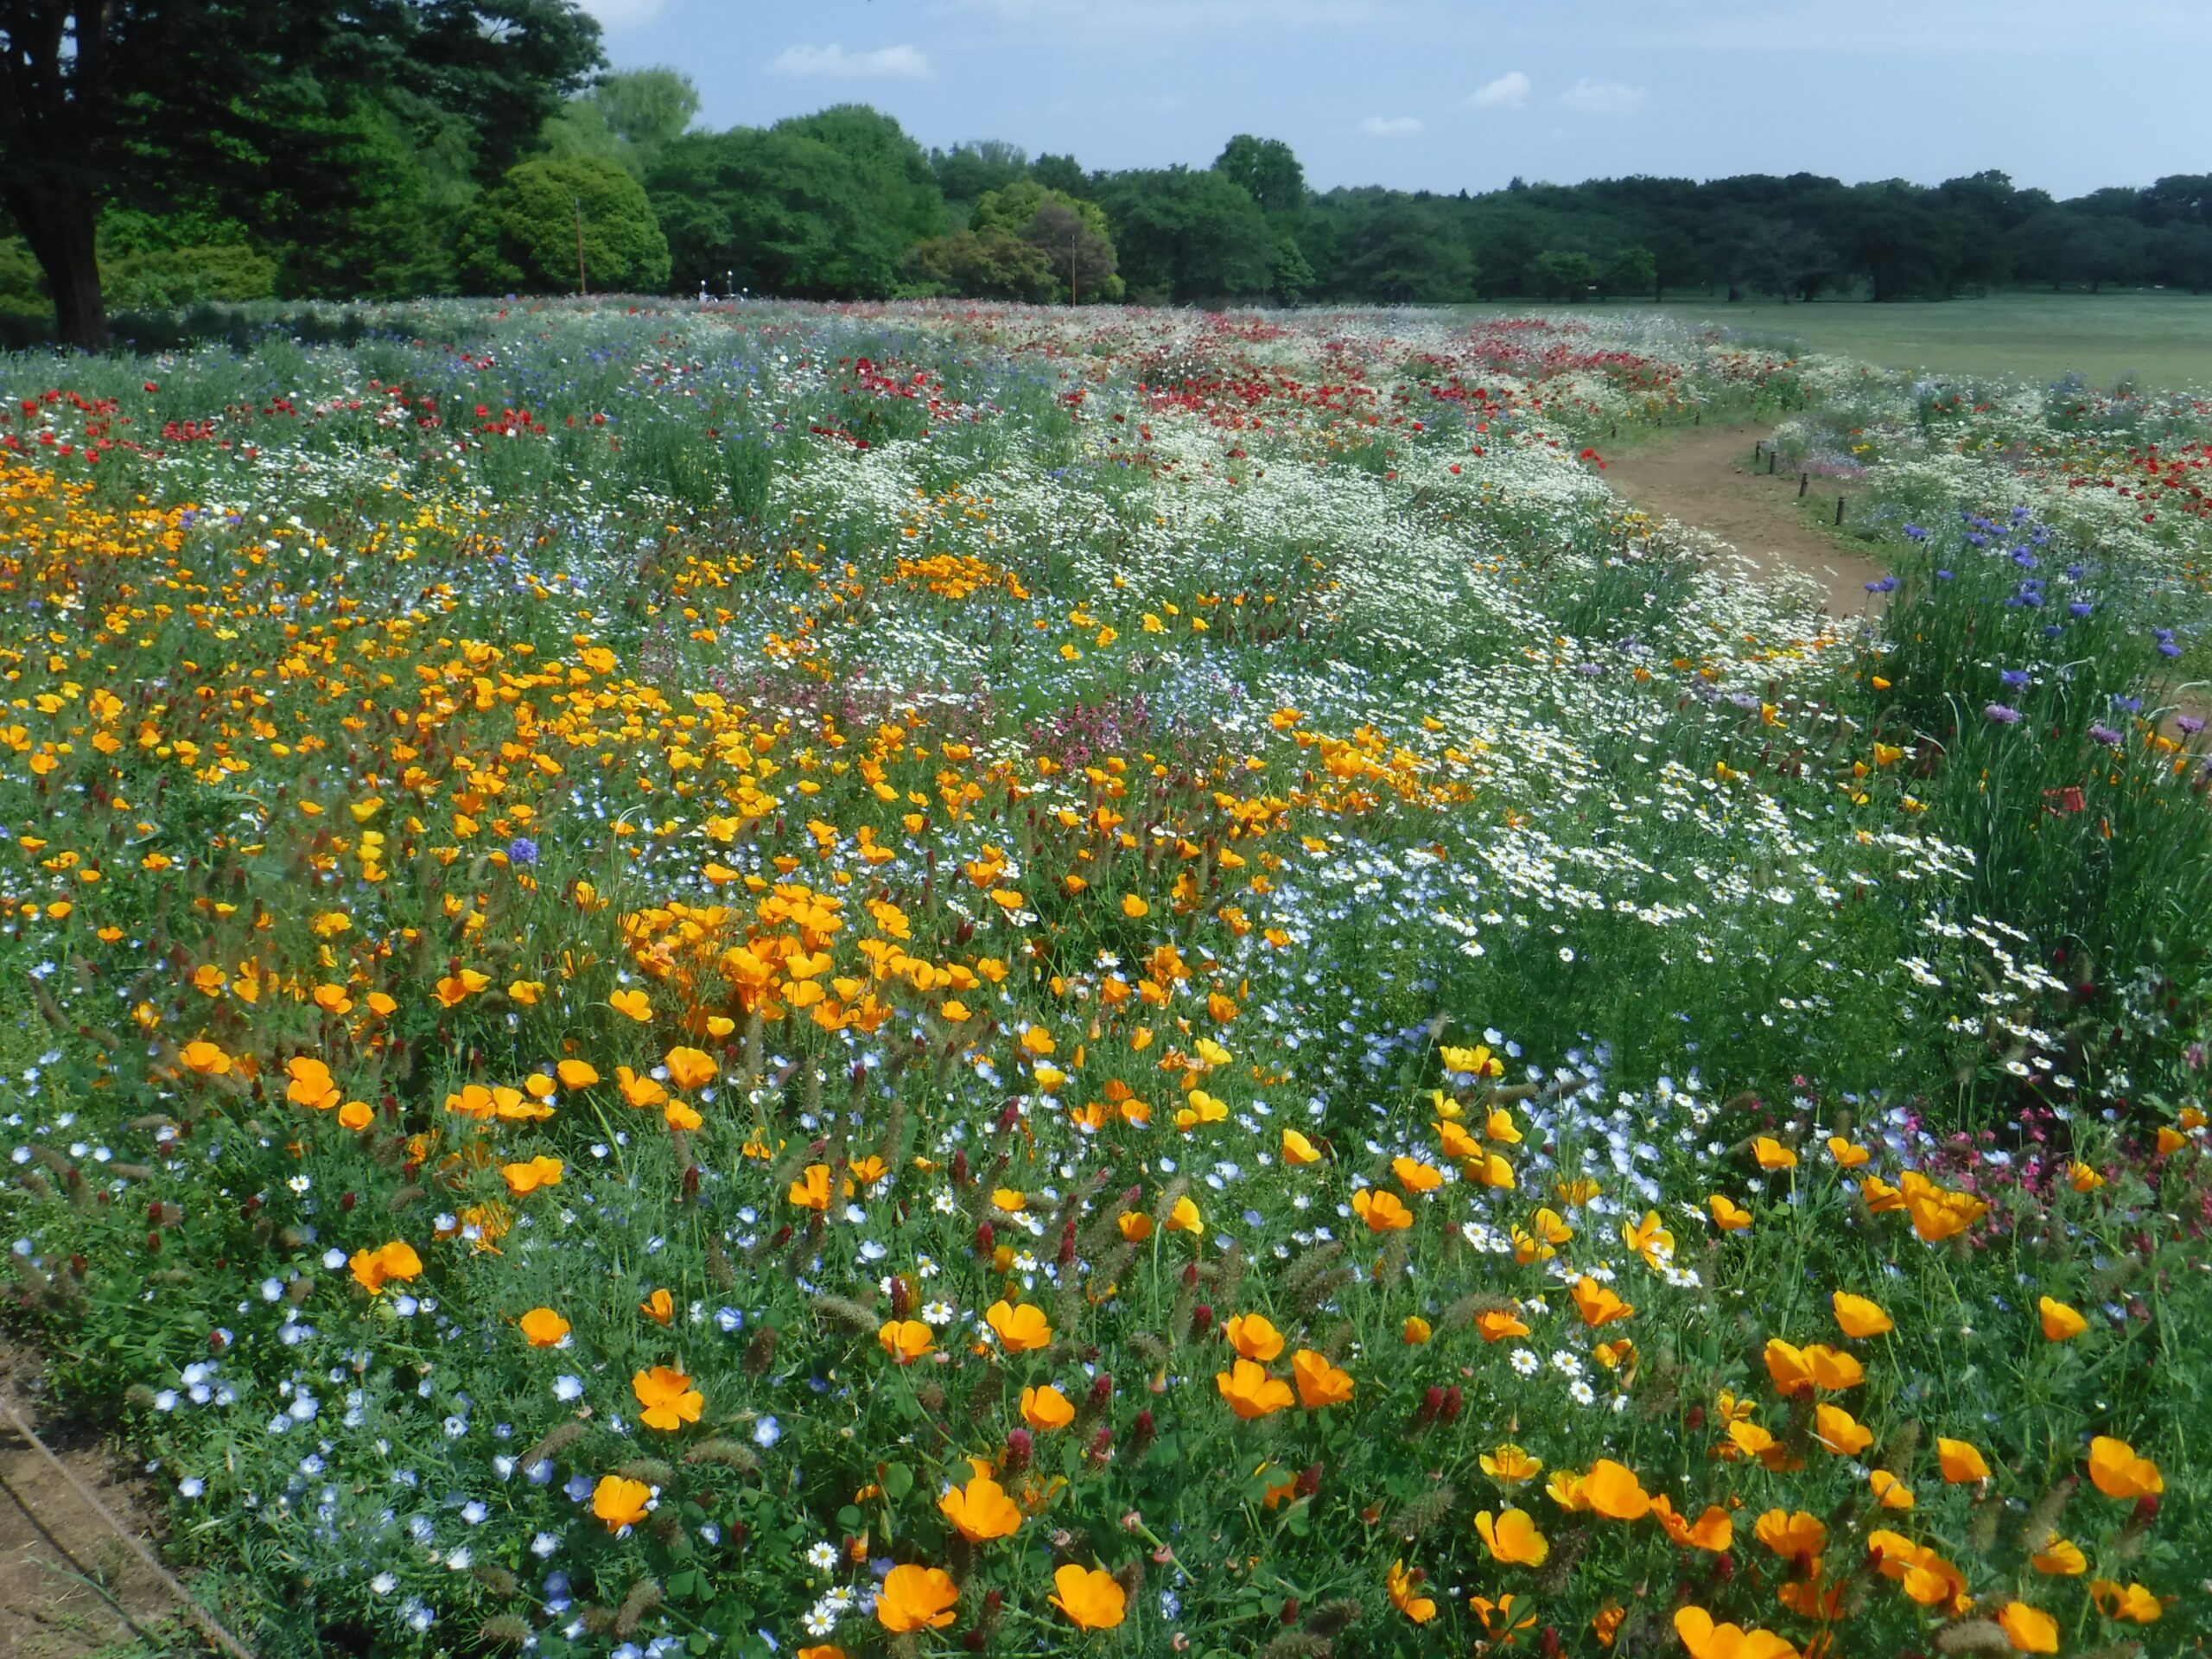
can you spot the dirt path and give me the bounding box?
[1603,423,1891,616]
[0,1340,186,1657]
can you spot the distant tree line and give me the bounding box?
[5,34,2209,346]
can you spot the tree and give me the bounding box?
[1214,135,1306,215]
[1030,153,1089,198]
[1097,167,1274,302]
[930,140,1027,208]
[648,110,940,299]
[1530,248,1599,299]
[1322,190,1475,302]
[1600,245,1657,300]
[903,227,1056,302]
[460,154,669,294]
[543,67,698,177]
[1021,197,1120,302]
[0,1,602,347]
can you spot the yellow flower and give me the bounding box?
[1385,1559,1436,1624]
[1402,1315,1433,1344]
[1671,1606,1798,1659]
[2087,1435,2162,1499]
[1831,1291,1892,1338]
[609,987,652,1021]
[591,1475,652,1531]
[1165,1195,1204,1236]
[787,1163,832,1211]
[879,1319,932,1365]
[938,1474,1022,1542]
[1020,1384,1074,1430]
[1580,1459,1651,1521]
[1707,1193,1752,1230]
[874,1564,957,1633]
[1474,1507,1549,1567]
[985,1300,1052,1352]
[178,1039,232,1076]
[1471,1440,1538,1488]
[2028,1533,2087,1575]
[1937,1437,1991,1483]
[1751,1136,1797,1170]
[2088,1579,2164,1623]
[1224,1313,1284,1362]
[348,1240,423,1295]
[518,1307,570,1348]
[500,1155,565,1196]
[1215,1358,1294,1420]
[1351,1189,1412,1231]
[556,1059,601,1090]
[631,1365,703,1431]
[2038,1295,2088,1341]
[1995,1601,2059,1654]
[1281,1128,1322,1164]
[1049,1563,1127,1630]
[664,1046,717,1090]
[1571,1276,1633,1328]
[1291,1348,1353,1409]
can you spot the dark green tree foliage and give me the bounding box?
[903,227,1057,302]
[543,67,700,177]
[1096,166,1275,302]
[0,0,601,346]
[459,155,667,294]
[648,108,940,299]
[930,140,1029,212]
[1323,189,1477,303]
[908,182,1119,302]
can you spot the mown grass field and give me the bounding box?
[0,299,2207,1659]
[1471,293,2212,392]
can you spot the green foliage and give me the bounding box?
[1325,188,1477,302]
[904,227,1058,302]
[103,243,278,309]
[460,155,670,296]
[543,68,702,179]
[649,109,941,300]
[1531,248,1600,299]
[1096,165,1275,302]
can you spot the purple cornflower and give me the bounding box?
[1985,703,2022,725]
[2088,724,2123,747]
[508,837,539,866]
[1866,575,1898,594]
[1903,524,1929,542]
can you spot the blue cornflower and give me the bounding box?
[508,837,538,866]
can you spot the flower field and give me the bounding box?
[2,300,2208,1658]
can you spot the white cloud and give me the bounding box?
[1357,114,1424,137]
[576,0,665,27]
[767,42,937,80]
[1465,70,1530,109]
[1559,77,1645,115]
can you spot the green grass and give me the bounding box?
[1471,291,2212,392]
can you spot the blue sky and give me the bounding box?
[580,1,2209,199]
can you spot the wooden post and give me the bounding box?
[1799,471,1808,498]
[1768,451,1777,475]
[1754,441,1764,461]
[1835,496,1846,527]
[575,198,588,298]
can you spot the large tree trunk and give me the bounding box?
[8,186,107,351]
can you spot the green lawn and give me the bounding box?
[1475,291,2212,391]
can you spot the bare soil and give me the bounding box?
[0,1341,186,1657]
[1603,424,1891,615]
